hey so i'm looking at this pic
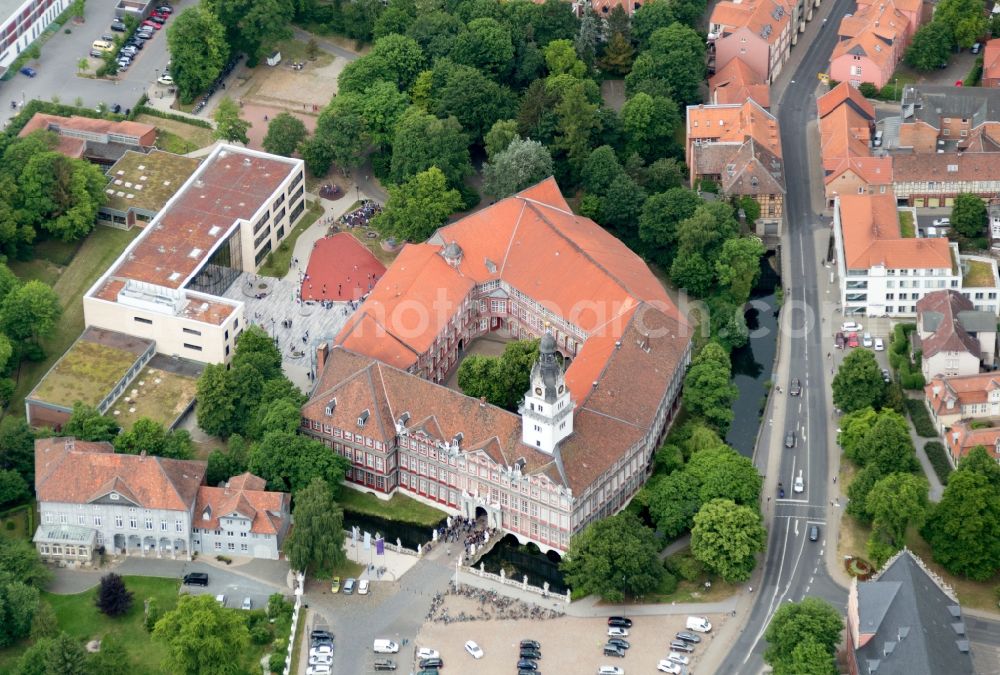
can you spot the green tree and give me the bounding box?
[212,97,251,145]
[0,538,51,588]
[866,472,929,564]
[29,601,58,640]
[544,39,586,77]
[846,465,886,523]
[600,174,646,231]
[690,498,766,582]
[247,431,350,493]
[367,33,426,91]
[88,633,130,675]
[196,363,235,438]
[406,11,464,60]
[483,138,554,199]
[167,6,228,104]
[0,470,28,508]
[643,158,686,193]
[262,113,308,157]
[13,637,54,675]
[153,594,251,675]
[599,31,634,75]
[63,403,119,443]
[359,80,409,149]
[1,581,39,643]
[95,573,133,618]
[44,633,88,675]
[922,446,1000,579]
[389,107,472,188]
[716,236,765,304]
[581,145,625,196]
[457,339,540,411]
[554,82,602,181]
[285,478,346,574]
[449,17,514,79]
[0,280,60,346]
[625,24,705,104]
[114,418,194,459]
[620,93,681,162]
[484,119,520,160]
[374,167,462,242]
[648,472,702,538]
[204,0,293,65]
[15,150,107,241]
[638,187,700,266]
[434,64,516,143]
[206,435,250,486]
[560,511,662,602]
[905,22,953,70]
[632,0,677,46]
[764,598,843,675]
[687,445,762,506]
[832,348,886,412]
[682,342,738,435]
[303,93,368,176]
[850,409,917,474]
[574,7,600,68]
[950,192,988,240]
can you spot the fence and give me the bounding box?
[459,562,572,604]
[282,571,306,675]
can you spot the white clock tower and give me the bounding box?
[520,332,573,453]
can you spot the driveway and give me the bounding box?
[2,0,194,125]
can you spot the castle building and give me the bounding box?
[301,179,691,554]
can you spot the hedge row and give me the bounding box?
[924,441,953,485]
[889,323,925,389]
[132,105,214,130]
[906,398,937,438]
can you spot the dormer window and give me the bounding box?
[325,398,337,416]
[357,409,369,427]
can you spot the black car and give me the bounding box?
[607,616,633,628]
[110,20,127,31]
[670,641,696,653]
[675,631,702,644]
[111,103,122,114]
[809,524,820,541]
[310,629,332,641]
[373,659,396,671]
[520,648,541,660]
[125,38,144,49]
[418,657,443,669]
[520,640,540,650]
[784,431,796,448]
[516,660,538,671]
[518,671,539,675]
[182,572,208,586]
[607,637,630,650]
[789,378,801,396]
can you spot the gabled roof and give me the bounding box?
[692,138,786,195]
[19,113,156,143]
[709,0,790,44]
[687,99,783,158]
[916,291,983,360]
[838,193,951,270]
[194,473,288,536]
[709,57,771,108]
[818,81,876,120]
[901,85,1000,131]
[924,372,1000,415]
[946,420,1000,461]
[853,549,975,675]
[35,437,205,512]
[892,152,1000,184]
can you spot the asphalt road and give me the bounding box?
[715,3,857,671]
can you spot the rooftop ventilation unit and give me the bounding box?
[189,248,203,259]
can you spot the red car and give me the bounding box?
[847,332,860,348]
[142,19,162,30]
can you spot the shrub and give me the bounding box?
[249,624,272,645]
[144,596,160,632]
[657,568,679,595]
[924,441,953,484]
[905,399,937,437]
[268,651,286,674]
[216,555,232,564]
[665,551,704,582]
[858,82,880,98]
[95,573,133,617]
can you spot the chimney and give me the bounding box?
[315,343,329,374]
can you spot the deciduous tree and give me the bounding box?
[950,192,988,240]
[620,92,680,162]
[648,472,702,538]
[63,403,119,443]
[285,478,346,574]
[248,431,349,494]
[686,445,762,506]
[716,236,765,305]
[483,138,554,199]
[262,113,308,157]
[554,82,602,181]
[832,348,886,412]
[905,22,953,70]
[212,97,251,145]
[690,498,766,582]
[154,594,251,675]
[167,6,228,104]
[764,598,842,675]
[374,167,463,242]
[434,64,516,143]
[560,511,662,602]
[302,94,367,176]
[484,119,520,160]
[682,342,738,434]
[389,107,472,188]
[625,24,705,104]
[866,472,928,564]
[204,0,293,66]
[196,363,235,438]
[449,17,514,79]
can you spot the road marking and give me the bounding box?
[774,499,813,505]
[794,520,799,536]
[809,576,814,584]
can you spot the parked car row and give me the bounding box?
[93,4,172,73]
[191,54,242,114]
[306,628,334,675]
[330,576,369,595]
[657,620,711,672]
[515,637,540,673]
[835,324,884,351]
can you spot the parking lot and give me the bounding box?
[2,0,192,123]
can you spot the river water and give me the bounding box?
[726,254,781,457]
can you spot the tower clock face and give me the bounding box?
[535,387,542,395]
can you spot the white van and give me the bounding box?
[686,616,712,633]
[373,639,399,654]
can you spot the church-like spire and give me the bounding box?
[520,331,573,453]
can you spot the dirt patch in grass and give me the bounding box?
[243,54,346,112]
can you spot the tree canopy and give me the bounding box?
[167,6,228,104]
[950,193,988,240]
[285,478,346,574]
[682,342,738,435]
[690,498,766,582]
[154,594,251,675]
[482,137,554,198]
[764,598,843,675]
[262,113,308,157]
[212,97,251,145]
[832,348,886,412]
[457,339,540,411]
[373,167,463,243]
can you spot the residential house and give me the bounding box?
[33,437,289,563]
[686,99,786,239]
[302,178,692,555]
[915,290,998,379]
[832,193,1000,317]
[708,0,793,83]
[846,548,975,675]
[817,82,893,206]
[892,152,1000,207]
[829,0,920,89]
[18,113,157,165]
[924,372,1000,432]
[984,39,1000,88]
[709,56,771,108]
[945,419,1000,465]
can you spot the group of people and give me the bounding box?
[339,200,382,229]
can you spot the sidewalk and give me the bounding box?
[344,540,418,582]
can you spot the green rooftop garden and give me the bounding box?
[29,339,140,409]
[963,259,996,288]
[110,365,198,430]
[898,210,915,238]
[102,150,200,214]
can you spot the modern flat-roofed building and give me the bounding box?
[83,144,306,365]
[98,150,201,230]
[0,0,70,70]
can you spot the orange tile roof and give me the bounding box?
[818,82,876,120]
[687,99,782,157]
[194,473,289,535]
[709,58,771,107]
[710,0,790,44]
[925,372,1000,415]
[839,193,952,269]
[817,87,893,187]
[986,39,1000,81]
[19,113,157,145]
[892,152,1000,184]
[831,29,898,69]
[946,420,1000,461]
[35,437,205,511]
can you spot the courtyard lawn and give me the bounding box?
[258,200,324,279]
[135,114,216,152]
[9,226,140,416]
[338,489,445,527]
[44,576,180,674]
[899,210,915,238]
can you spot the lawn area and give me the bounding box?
[963,259,996,287]
[338,489,445,527]
[899,210,915,238]
[44,576,180,674]
[135,114,216,152]
[110,365,198,430]
[0,503,32,542]
[351,229,398,268]
[9,226,140,416]
[149,127,200,155]
[258,199,324,279]
[272,37,335,68]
